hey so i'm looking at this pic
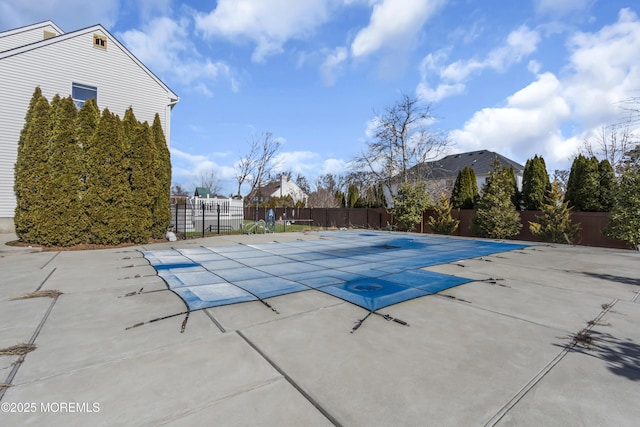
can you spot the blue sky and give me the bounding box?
[2,0,639,195]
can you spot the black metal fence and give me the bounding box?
[171,201,244,238]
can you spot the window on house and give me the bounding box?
[72,83,97,109]
[93,34,107,50]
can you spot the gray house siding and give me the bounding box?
[0,21,63,52]
[0,22,178,232]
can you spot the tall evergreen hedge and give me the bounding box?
[151,114,172,239]
[522,155,551,210]
[41,96,85,246]
[565,155,601,211]
[13,88,172,246]
[450,166,479,209]
[14,93,51,243]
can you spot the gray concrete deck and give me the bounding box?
[1,232,639,426]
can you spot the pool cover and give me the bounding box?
[143,232,527,314]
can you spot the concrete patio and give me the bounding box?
[1,231,638,426]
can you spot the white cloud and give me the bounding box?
[194,0,338,62]
[118,17,238,95]
[418,25,541,102]
[442,25,540,82]
[270,151,350,182]
[450,72,572,167]
[562,8,640,127]
[448,9,640,172]
[320,46,348,86]
[416,82,465,103]
[350,0,446,58]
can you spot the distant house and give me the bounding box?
[385,150,525,205]
[0,21,179,232]
[246,175,308,206]
[194,187,213,198]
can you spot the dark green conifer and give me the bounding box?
[598,159,616,212]
[85,109,134,244]
[605,167,640,250]
[14,95,51,242]
[565,155,600,211]
[14,87,44,240]
[123,108,155,242]
[41,96,85,246]
[150,114,172,238]
[450,166,479,209]
[522,155,551,210]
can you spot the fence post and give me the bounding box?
[217,203,221,234]
[174,203,178,235]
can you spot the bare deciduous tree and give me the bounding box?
[234,132,281,197]
[193,169,221,195]
[579,123,634,173]
[353,93,451,197]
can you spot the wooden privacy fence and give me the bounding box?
[244,207,629,249]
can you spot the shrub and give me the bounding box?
[427,193,459,235]
[529,181,580,244]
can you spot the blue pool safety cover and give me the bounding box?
[142,231,528,313]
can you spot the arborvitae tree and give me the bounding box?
[40,96,86,246]
[472,158,522,238]
[529,181,580,244]
[522,155,551,210]
[150,114,172,238]
[14,87,44,241]
[85,109,134,244]
[123,108,155,243]
[565,155,601,211]
[14,95,51,243]
[605,167,640,250]
[391,181,432,232]
[427,193,459,235]
[598,159,616,212]
[450,166,479,209]
[346,184,360,208]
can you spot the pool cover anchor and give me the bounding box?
[180,312,190,333]
[350,311,410,333]
[125,310,190,331]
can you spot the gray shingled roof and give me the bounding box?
[407,150,525,180]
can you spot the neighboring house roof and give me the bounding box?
[247,175,308,204]
[0,21,179,104]
[0,21,64,52]
[408,150,525,180]
[194,187,212,198]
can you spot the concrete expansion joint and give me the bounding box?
[483,299,618,427]
[0,294,59,401]
[152,376,284,426]
[236,330,343,427]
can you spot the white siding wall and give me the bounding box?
[0,28,175,222]
[0,23,62,53]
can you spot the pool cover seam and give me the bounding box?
[236,330,342,427]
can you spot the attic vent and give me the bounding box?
[93,34,107,50]
[43,30,56,40]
